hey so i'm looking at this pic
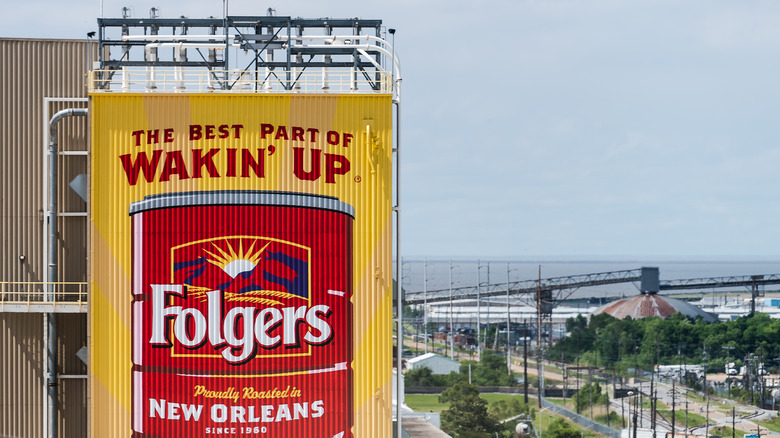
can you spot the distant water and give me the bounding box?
[397,258,780,299]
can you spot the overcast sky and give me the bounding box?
[8,0,780,259]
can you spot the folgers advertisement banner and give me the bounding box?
[89,95,393,437]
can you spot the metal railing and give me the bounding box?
[0,282,88,307]
[88,69,393,94]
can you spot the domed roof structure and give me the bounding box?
[594,293,717,322]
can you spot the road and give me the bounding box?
[614,379,779,438]
[401,341,780,437]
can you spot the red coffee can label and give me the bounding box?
[130,191,353,438]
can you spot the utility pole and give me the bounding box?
[589,365,593,420]
[672,381,676,438]
[563,364,567,409]
[423,258,428,354]
[537,265,543,408]
[702,342,708,396]
[621,391,625,428]
[577,357,581,415]
[612,367,618,428]
[759,349,766,409]
[476,260,481,361]
[606,376,611,428]
[486,263,490,353]
[506,263,511,374]
[494,319,499,351]
[747,353,754,406]
[650,363,656,438]
[523,319,528,404]
[633,394,638,438]
[448,260,454,360]
[634,339,639,381]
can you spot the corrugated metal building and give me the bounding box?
[1,20,403,436]
[0,38,92,437]
[405,353,460,375]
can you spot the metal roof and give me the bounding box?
[594,293,718,322]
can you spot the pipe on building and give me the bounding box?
[144,42,239,49]
[280,35,402,75]
[356,48,382,71]
[391,28,402,438]
[122,34,233,41]
[48,107,88,438]
[292,43,401,81]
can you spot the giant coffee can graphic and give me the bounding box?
[130,191,354,437]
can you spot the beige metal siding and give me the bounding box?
[0,313,44,438]
[0,38,93,438]
[57,313,88,438]
[0,38,92,284]
[0,313,87,438]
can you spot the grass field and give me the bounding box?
[407,393,608,438]
[405,394,448,413]
[481,393,527,405]
[757,416,780,433]
[655,410,707,428]
[709,425,746,438]
[405,393,528,415]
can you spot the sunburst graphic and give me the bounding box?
[190,289,298,307]
[188,237,304,306]
[204,239,268,278]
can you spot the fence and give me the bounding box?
[542,398,622,438]
[87,69,393,94]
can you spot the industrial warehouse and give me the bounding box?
[1,12,400,438]
[5,7,780,438]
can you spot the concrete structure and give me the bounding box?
[400,417,451,438]
[406,353,460,375]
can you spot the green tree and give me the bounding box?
[484,325,498,348]
[460,350,517,386]
[566,314,588,332]
[573,382,607,414]
[544,418,581,438]
[404,366,448,387]
[550,308,780,408]
[439,382,504,437]
[550,315,597,362]
[488,397,528,421]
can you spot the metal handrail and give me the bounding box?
[87,69,393,94]
[0,282,88,304]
